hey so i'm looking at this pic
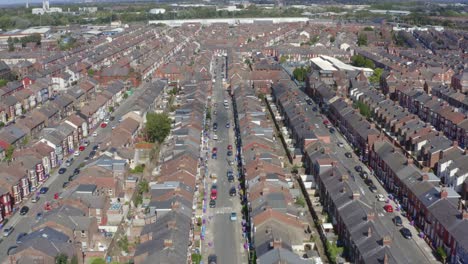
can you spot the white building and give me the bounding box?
[149,8,166,15]
[78,7,98,13]
[32,0,62,15]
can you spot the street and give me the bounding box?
[203,55,247,264]
[299,96,438,263]
[0,82,151,260]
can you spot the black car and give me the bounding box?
[400,227,412,239]
[213,123,218,131]
[211,184,217,190]
[63,182,70,188]
[16,232,27,244]
[68,175,75,182]
[19,206,29,216]
[228,175,234,182]
[227,150,233,156]
[58,168,67,174]
[73,168,80,175]
[394,216,403,226]
[209,199,216,208]
[329,128,335,134]
[306,100,313,106]
[360,171,369,179]
[84,157,89,162]
[39,187,49,194]
[208,255,217,264]
[89,150,96,158]
[369,185,378,193]
[364,178,374,186]
[93,145,99,151]
[312,107,318,112]
[229,187,236,196]
[354,165,362,172]
[344,152,352,158]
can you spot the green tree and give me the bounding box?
[7,37,14,52]
[351,55,375,69]
[357,33,368,46]
[123,93,129,99]
[436,246,447,264]
[118,235,130,253]
[191,253,202,264]
[293,67,308,82]
[0,79,7,87]
[368,68,383,84]
[91,258,106,264]
[55,253,68,264]
[0,122,4,128]
[139,179,149,193]
[5,145,14,162]
[145,113,172,143]
[357,101,371,119]
[108,106,114,113]
[279,55,288,64]
[326,241,344,264]
[295,195,306,207]
[87,69,95,77]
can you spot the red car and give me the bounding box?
[212,147,217,154]
[227,144,233,150]
[323,120,329,125]
[54,193,59,200]
[384,204,394,213]
[100,123,107,128]
[79,146,85,151]
[210,189,218,200]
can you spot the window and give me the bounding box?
[96,208,101,215]
[108,189,113,196]
[97,217,102,224]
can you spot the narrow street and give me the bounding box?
[202,55,247,264]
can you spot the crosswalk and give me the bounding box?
[211,206,234,215]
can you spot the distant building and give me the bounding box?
[149,8,166,15]
[78,7,98,14]
[32,0,62,15]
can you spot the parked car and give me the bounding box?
[208,254,218,264]
[354,165,363,172]
[337,142,344,148]
[63,182,70,188]
[345,152,352,158]
[92,132,98,137]
[213,123,218,131]
[209,199,216,208]
[19,206,29,215]
[84,157,89,162]
[213,134,218,140]
[230,212,237,221]
[89,151,96,158]
[35,212,43,222]
[376,194,385,202]
[229,187,236,196]
[74,151,80,156]
[65,158,73,167]
[39,187,49,194]
[312,107,318,112]
[227,150,233,156]
[212,153,217,159]
[68,175,75,182]
[3,227,14,237]
[210,189,218,200]
[79,145,85,151]
[227,144,233,150]
[394,216,403,226]
[329,128,335,134]
[364,178,374,186]
[31,196,39,203]
[384,204,394,213]
[212,147,217,154]
[360,171,369,179]
[228,174,234,183]
[58,168,67,174]
[100,123,107,128]
[400,227,412,239]
[225,122,230,128]
[93,145,99,151]
[369,185,378,193]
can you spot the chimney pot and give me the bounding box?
[441,188,448,199]
[382,236,392,246]
[367,212,375,221]
[163,239,173,248]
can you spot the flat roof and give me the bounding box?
[311,57,337,72]
[22,27,51,34]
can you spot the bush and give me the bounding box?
[130,164,145,173]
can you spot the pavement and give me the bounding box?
[303,98,438,263]
[202,56,247,264]
[0,82,151,259]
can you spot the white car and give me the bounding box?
[337,142,344,148]
[93,132,98,137]
[213,134,218,140]
[74,151,80,156]
[376,194,385,202]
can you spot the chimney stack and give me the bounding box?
[352,192,360,200]
[367,212,375,221]
[422,174,429,181]
[271,238,282,249]
[163,239,173,248]
[453,140,459,147]
[440,188,448,199]
[367,227,372,238]
[382,236,392,246]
